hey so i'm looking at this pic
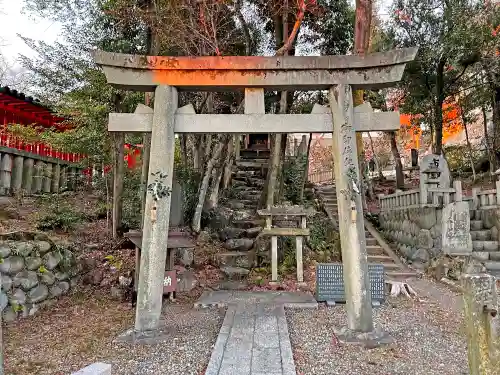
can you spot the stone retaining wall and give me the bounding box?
[379,207,443,269]
[0,231,80,321]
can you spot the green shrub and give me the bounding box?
[283,155,307,204]
[308,213,341,262]
[36,204,84,231]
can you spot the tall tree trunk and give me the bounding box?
[482,106,495,172]
[460,105,476,181]
[192,136,229,232]
[112,132,125,238]
[368,132,384,180]
[180,134,188,169]
[353,0,373,208]
[223,137,235,189]
[299,133,313,203]
[388,131,405,189]
[140,0,160,226]
[492,88,500,170]
[207,143,230,209]
[432,60,446,155]
[266,133,282,208]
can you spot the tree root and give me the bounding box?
[386,279,417,298]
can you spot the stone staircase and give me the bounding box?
[470,209,500,276]
[316,183,417,281]
[213,156,268,285]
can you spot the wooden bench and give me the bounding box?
[257,206,315,285]
[124,230,195,297]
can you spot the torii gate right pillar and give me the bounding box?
[330,85,373,332]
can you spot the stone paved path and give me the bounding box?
[202,291,318,375]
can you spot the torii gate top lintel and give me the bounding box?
[93,48,418,92]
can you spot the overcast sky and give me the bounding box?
[0,1,59,68]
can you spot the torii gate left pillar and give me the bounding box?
[94,48,417,339]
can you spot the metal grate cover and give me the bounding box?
[316,263,385,303]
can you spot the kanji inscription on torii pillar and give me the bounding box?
[94,48,417,340]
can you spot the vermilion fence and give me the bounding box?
[0,131,85,163]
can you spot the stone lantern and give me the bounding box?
[421,165,441,204]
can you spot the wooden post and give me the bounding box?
[461,273,499,374]
[296,216,306,284]
[135,85,178,333]
[329,85,373,332]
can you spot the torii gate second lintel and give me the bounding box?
[94,49,417,338]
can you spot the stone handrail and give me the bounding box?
[379,179,500,212]
[379,181,464,211]
[470,181,500,211]
[379,189,420,210]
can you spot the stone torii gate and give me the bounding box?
[94,48,417,339]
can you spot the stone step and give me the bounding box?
[470,230,492,241]
[224,238,254,251]
[220,266,250,280]
[215,252,253,269]
[380,262,401,270]
[489,252,500,262]
[470,220,484,231]
[485,261,500,271]
[366,237,377,246]
[367,254,393,263]
[385,271,418,280]
[247,178,265,188]
[235,160,268,170]
[470,210,484,220]
[472,241,499,252]
[366,245,385,255]
[233,219,266,229]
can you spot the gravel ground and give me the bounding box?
[5,290,224,375]
[106,305,224,375]
[287,278,468,375]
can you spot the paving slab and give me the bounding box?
[205,303,296,375]
[195,290,318,308]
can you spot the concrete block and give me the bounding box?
[471,220,484,231]
[71,363,111,375]
[483,241,499,252]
